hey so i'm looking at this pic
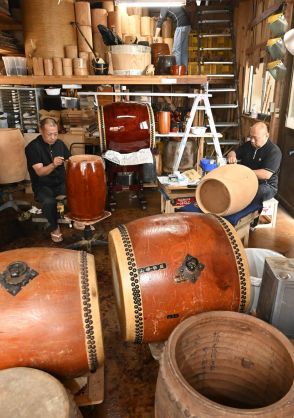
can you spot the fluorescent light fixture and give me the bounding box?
[115,0,186,6]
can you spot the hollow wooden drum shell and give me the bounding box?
[109,213,250,343]
[98,102,156,153]
[0,248,104,377]
[66,155,107,222]
[0,128,27,184]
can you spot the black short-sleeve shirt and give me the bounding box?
[235,140,282,190]
[25,135,70,195]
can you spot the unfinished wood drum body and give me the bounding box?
[108,213,250,343]
[196,164,259,216]
[155,311,294,417]
[98,102,156,153]
[66,155,107,222]
[0,128,27,184]
[21,0,77,58]
[0,367,82,418]
[0,248,104,377]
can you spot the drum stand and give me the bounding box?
[0,183,30,213]
[66,212,111,252]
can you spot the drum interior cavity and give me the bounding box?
[174,315,294,409]
[198,180,230,214]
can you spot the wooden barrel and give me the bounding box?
[44,58,53,75]
[0,248,104,377]
[32,57,44,75]
[156,54,176,75]
[66,155,107,222]
[98,102,155,153]
[151,43,170,66]
[155,312,294,417]
[0,367,83,418]
[196,164,259,216]
[75,1,91,26]
[0,128,27,184]
[21,0,76,58]
[108,213,250,343]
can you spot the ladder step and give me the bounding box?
[206,139,240,145]
[209,122,239,127]
[208,74,235,77]
[199,19,231,24]
[201,61,233,64]
[198,9,230,14]
[200,47,232,51]
[208,88,237,92]
[210,104,238,109]
[199,33,232,37]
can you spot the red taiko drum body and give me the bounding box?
[109,213,250,343]
[0,248,104,378]
[98,102,155,153]
[66,154,107,222]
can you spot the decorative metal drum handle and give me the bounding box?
[175,255,205,284]
[0,261,38,296]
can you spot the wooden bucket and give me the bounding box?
[0,128,27,184]
[108,213,250,343]
[75,1,91,26]
[66,155,107,222]
[21,0,76,58]
[98,102,155,153]
[0,248,104,377]
[196,164,259,216]
[155,312,294,417]
[0,367,83,418]
[109,44,151,74]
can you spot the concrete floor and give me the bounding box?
[0,188,294,418]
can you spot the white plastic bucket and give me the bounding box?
[245,248,285,314]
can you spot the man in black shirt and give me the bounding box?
[154,7,191,72]
[227,122,282,206]
[25,118,70,242]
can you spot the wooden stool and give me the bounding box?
[256,197,279,229]
[234,210,260,247]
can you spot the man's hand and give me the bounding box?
[227,151,237,164]
[53,156,64,167]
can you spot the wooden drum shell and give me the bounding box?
[66,155,107,222]
[98,102,156,153]
[109,213,250,343]
[0,248,104,377]
[0,128,27,184]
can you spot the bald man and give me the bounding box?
[227,122,282,206]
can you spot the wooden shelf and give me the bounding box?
[0,74,207,86]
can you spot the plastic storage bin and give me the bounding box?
[3,57,27,76]
[245,248,285,314]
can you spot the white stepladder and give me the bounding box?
[172,92,223,173]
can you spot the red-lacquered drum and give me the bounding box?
[0,248,104,377]
[109,213,250,343]
[98,102,156,153]
[66,154,107,222]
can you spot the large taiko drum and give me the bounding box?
[0,248,104,377]
[0,128,27,184]
[109,213,250,343]
[98,102,156,153]
[66,154,107,222]
[0,367,83,418]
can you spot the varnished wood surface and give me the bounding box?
[0,74,208,86]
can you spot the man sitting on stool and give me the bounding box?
[25,118,70,243]
[227,122,282,227]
